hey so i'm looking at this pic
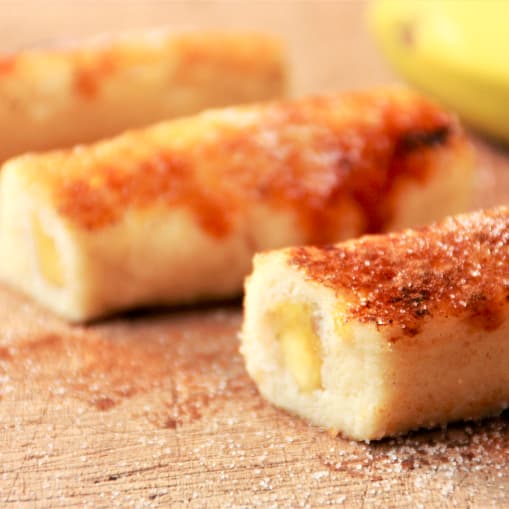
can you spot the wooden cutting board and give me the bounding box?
[2,2,509,507]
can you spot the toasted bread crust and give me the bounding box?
[289,206,509,338]
[15,88,466,240]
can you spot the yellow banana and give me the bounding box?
[369,0,509,144]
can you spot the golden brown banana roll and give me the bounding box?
[241,206,509,441]
[0,31,286,163]
[0,87,473,321]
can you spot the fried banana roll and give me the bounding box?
[0,88,473,321]
[241,206,509,441]
[0,31,286,163]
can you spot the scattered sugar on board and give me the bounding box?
[2,290,509,506]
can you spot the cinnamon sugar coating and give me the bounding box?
[29,88,463,240]
[70,33,284,99]
[0,56,16,75]
[1,33,284,99]
[290,207,509,337]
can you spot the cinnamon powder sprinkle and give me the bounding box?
[0,56,16,75]
[46,88,461,241]
[290,206,509,336]
[73,51,117,98]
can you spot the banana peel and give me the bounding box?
[369,0,509,144]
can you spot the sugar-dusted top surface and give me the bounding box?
[16,88,462,240]
[0,32,285,97]
[289,206,509,338]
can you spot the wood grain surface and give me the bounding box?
[1,1,509,508]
